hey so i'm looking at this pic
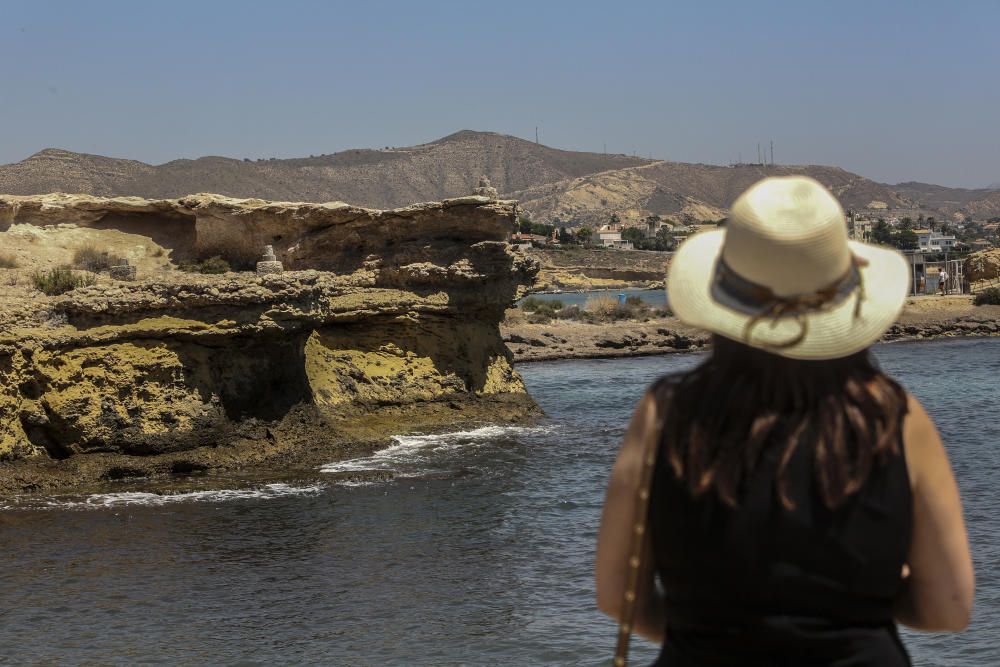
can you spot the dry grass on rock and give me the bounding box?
[197,236,259,271]
[72,244,124,272]
[31,266,97,296]
[0,252,19,269]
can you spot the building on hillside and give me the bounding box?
[687,223,718,235]
[849,217,873,243]
[971,239,994,251]
[509,233,549,249]
[595,224,634,250]
[853,210,937,229]
[643,217,673,238]
[668,223,693,247]
[914,229,957,253]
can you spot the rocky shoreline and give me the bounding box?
[2,192,996,498]
[503,295,1000,362]
[526,247,669,292]
[0,194,540,496]
[0,393,538,496]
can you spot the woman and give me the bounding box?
[596,176,974,666]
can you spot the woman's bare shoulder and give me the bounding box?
[902,393,947,488]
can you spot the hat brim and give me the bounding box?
[667,229,910,360]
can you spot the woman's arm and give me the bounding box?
[595,390,667,643]
[894,394,975,632]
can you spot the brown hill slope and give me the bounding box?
[510,161,916,225]
[0,149,155,196]
[892,182,1000,220]
[2,131,998,222]
[0,131,651,208]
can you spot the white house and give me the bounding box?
[914,229,957,252]
[509,233,549,248]
[849,217,873,243]
[595,224,634,250]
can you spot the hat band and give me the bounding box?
[710,254,869,349]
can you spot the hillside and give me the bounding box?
[509,161,916,226]
[892,182,1000,220]
[0,131,651,209]
[2,130,998,223]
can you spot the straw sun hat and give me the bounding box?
[667,176,909,360]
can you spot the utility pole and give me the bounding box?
[535,126,539,144]
[770,140,774,166]
[603,143,607,155]
[757,143,761,165]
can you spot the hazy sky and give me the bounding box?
[3,1,998,187]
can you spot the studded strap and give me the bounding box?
[613,414,663,667]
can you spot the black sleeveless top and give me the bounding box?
[648,406,913,666]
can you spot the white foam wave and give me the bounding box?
[320,424,553,475]
[4,483,325,510]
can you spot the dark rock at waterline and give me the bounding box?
[0,194,541,494]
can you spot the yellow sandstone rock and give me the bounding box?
[0,194,539,488]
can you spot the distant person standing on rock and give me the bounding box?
[597,176,974,666]
[939,268,950,295]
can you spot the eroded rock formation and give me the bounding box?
[965,248,1000,283]
[0,194,538,491]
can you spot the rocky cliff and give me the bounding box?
[0,194,538,493]
[528,247,668,292]
[965,247,1000,283]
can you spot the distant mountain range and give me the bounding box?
[2,130,998,225]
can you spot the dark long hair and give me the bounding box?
[655,334,908,509]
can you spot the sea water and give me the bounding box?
[519,287,668,309]
[1,338,997,665]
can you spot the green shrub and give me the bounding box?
[585,295,615,312]
[197,236,259,271]
[519,296,539,311]
[554,305,581,319]
[520,297,563,314]
[31,267,97,295]
[584,295,648,322]
[514,296,670,323]
[200,256,231,274]
[0,252,18,269]
[585,295,620,319]
[178,256,231,274]
[612,304,637,320]
[973,288,1000,306]
[72,244,123,272]
[536,302,562,317]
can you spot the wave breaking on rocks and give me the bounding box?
[0,193,540,494]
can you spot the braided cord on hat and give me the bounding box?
[714,254,869,350]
